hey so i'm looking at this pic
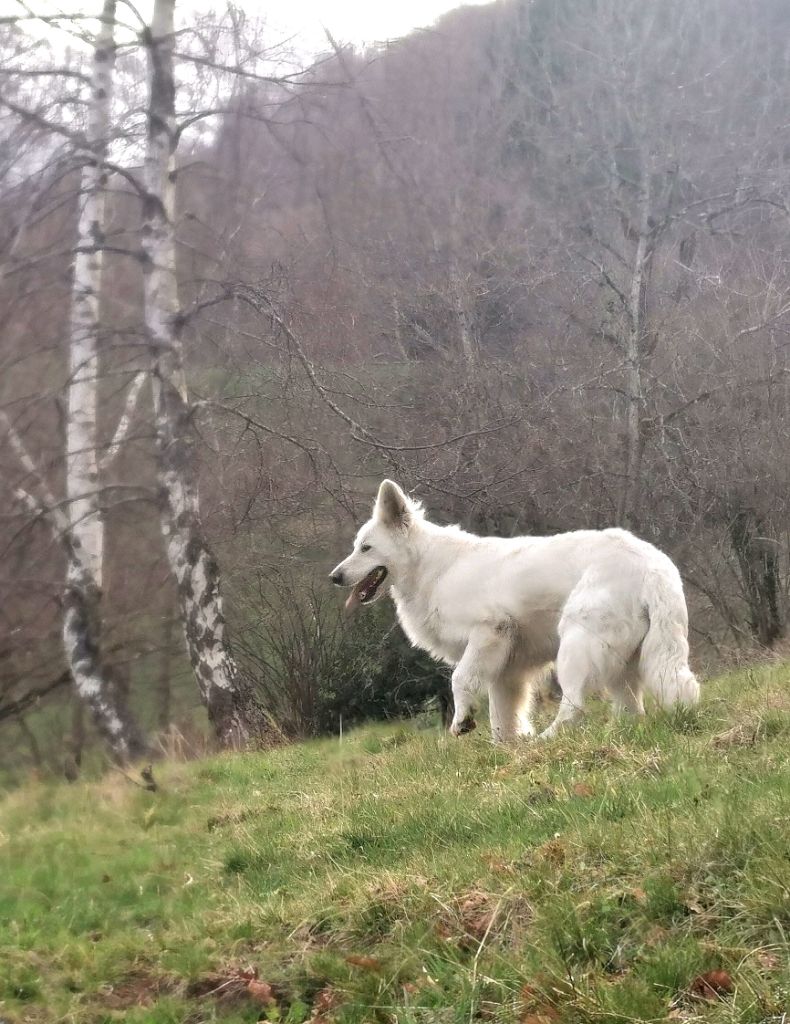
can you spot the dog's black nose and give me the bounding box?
[330,570,344,586]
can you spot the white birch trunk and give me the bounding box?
[448,254,477,364]
[448,197,477,363]
[142,0,270,748]
[617,165,653,529]
[64,0,145,761]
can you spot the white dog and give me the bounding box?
[330,480,699,741]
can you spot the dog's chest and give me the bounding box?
[393,594,464,665]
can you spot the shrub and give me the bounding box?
[234,569,450,737]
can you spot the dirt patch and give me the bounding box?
[96,969,178,1010]
[206,807,258,831]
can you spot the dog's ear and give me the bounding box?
[375,479,411,528]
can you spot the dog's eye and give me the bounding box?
[360,544,371,553]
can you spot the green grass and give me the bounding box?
[1,666,789,1023]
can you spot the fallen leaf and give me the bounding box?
[689,970,734,999]
[520,1011,560,1024]
[459,892,496,942]
[538,838,566,866]
[311,985,341,1020]
[757,950,780,971]
[644,925,669,946]
[519,978,563,1022]
[482,853,515,875]
[465,912,494,940]
[526,785,557,805]
[247,979,276,1005]
[345,955,382,971]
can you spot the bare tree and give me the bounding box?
[1,0,146,762]
[141,0,273,747]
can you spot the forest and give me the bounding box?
[2,0,790,781]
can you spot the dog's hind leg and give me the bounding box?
[489,670,536,743]
[540,621,633,740]
[608,657,645,716]
[450,624,515,738]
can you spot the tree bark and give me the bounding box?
[617,163,653,529]
[728,508,784,647]
[141,0,273,748]
[157,614,174,731]
[64,0,145,762]
[63,557,147,758]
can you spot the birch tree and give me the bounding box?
[1,0,147,762]
[63,0,147,760]
[141,0,271,747]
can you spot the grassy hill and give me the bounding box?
[1,666,788,1024]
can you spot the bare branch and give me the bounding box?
[99,371,148,472]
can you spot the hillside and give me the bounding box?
[1,667,789,1023]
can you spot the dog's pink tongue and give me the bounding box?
[344,588,362,613]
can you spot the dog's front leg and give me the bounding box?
[449,648,482,736]
[449,626,512,738]
[450,670,478,736]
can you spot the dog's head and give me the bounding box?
[329,480,421,612]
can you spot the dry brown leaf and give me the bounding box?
[465,912,495,940]
[538,838,566,865]
[458,892,496,942]
[345,955,382,971]
[482,853,516,875]
[711,722,759,748]
[246,979,276,1005]
[520,1010,560,1024]
[519,977,563,1018]
[644,925,669,946]
[311,984,341,1021]
[526,785,557,805]
[689,970,734,999]
[757,951,781,971]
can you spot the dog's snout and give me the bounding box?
[330,569,344,586]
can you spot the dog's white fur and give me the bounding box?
[331,480,699,741]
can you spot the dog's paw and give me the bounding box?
[450,716,477,737]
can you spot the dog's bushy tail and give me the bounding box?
[640,569,699,707]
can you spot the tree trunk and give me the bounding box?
[448,253,477,364]
[157,614,174,731]
[70,694,86,768]
[728,508,784,647]
[141,0,274,748]
[63,559,146,758]
[64,0,145,762]
[617,166,653,529]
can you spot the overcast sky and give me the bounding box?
[264,0,487,51]
[22,0,488,58]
